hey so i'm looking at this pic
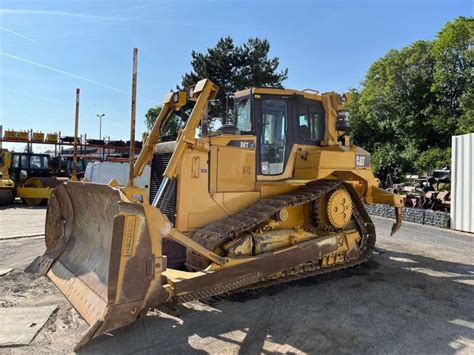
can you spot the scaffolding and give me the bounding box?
[0,125,141,160]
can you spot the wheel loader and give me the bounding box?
[30,79,404,349]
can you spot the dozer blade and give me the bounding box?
[31,182,168,349]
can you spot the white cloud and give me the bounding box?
[0,51,154,101]
[0,8,220,27]
[0,26,38,44]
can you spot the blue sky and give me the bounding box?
[0,0,471,151]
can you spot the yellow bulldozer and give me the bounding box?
[31,79,404,349]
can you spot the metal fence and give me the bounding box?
[365,204,450,229]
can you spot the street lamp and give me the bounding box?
[97,113,105,140]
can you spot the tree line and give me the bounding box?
[348,17,473,177]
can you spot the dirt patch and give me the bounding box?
[0,271,50,307]
[0,269,88,353]
[0,206,46,239]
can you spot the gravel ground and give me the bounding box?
[0,205,46,239]
[0,210,472,354]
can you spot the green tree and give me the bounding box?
[144,105,181,136]
[145,106,162,132]
[415,147,451,172]
[181,36,288,124]
[349,41,436,172]
[431,17,473,135]
[457,88,474,133]
[349,17,473,177]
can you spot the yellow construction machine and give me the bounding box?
[0,150,65,206]
[31,79,404,349]
[0,149,15,205]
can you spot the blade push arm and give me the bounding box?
[163,79,218,179]
[131,91,187,180]
[131,79,218,182]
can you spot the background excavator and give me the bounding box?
[31,78,404,349]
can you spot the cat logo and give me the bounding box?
[355,154,370,167]
[240,141,250,148]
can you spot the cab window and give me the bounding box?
[30,155,49,170]
[12,155,20,168]
[296,102,325,144]
[20,155,28,169]
[235,97,251,133]
[260,99,287,175]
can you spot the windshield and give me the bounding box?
[29,155,49,170]
[234,97,251,132]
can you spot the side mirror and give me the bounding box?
[336,111,351,133]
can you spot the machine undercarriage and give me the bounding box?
[176,180,376,302]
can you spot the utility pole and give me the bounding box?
[97,113,105,140]
[128,48,138,185]
[72,88,80,181]
[97,113,105,161]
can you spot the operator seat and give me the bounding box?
[298,125,311,140]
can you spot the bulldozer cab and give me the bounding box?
[232,91,327,177]
[203,88,345,198]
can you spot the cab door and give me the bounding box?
[209,138,256,193]
[10,153,24,181]
[256,95,295,179]
[209,95,257,193]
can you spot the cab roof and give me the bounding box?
[234,87,322,100]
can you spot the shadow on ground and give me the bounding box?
[81,248,474,354]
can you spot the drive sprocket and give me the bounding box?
[325,188,353,229]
